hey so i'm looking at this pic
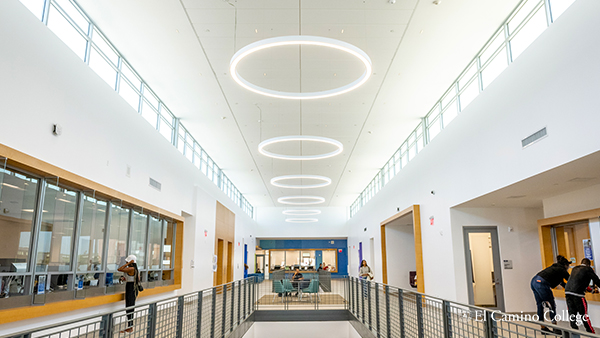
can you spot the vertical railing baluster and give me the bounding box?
[416,294,424,338]
[196,290,203,338]
[368,281,372,331]
[375,283,380,337]
[222,285,227,335]
[398,289,405,338]
[230,282,234,332]
[237,280,241,325]
[148,303,158,338]
[176,296,184,338]
[101,314,112,338]
[210,288,216,338]
[486,311,497,338]
[361,279,365,324]
[243,279,247,318]
[443,300,451,338]
[385,285,391,338]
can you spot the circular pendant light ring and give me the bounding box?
[286,218,319,223]
[230,35,372,100]
[258,135,343,161]
[278,196,325,205]
[283,209,322,216]
[271,175,332,189]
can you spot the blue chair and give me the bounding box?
[301,279,320,302]
[272,280,293,303]
[282,279,297,297]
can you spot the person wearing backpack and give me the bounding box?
[118,255,141,333]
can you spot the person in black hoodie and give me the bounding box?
[530,255,570,334]
[565,258,600,333]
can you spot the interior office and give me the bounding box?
[1,0,600,334]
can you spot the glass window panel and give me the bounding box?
[160,106,175,125]
[408,132,416,145]
[270,251,285,270]
[91,28,118,66]
[107,205,129,271]
[53,0,89,34]
[163,222,174,269]
[459,78,480,111]
[159,118,173,142]
[89,48,117,89]
[36,184,78,272]
[480,31,505,66]
[185,145,193,162]
[549,0,576,21]
[143,87,159,110]
[121,62,141,91]
[442,100,458,127]
[481,47,508,89]
[76,196,106,272]
[177,137,185,153]
[286,250,300,268]
[508,0,540,35]
[129,211,147,269]
[458,62,478,90]
[428,118,441,141]
[147,218,162,270]
[426,105,440,125]
[118,79,140,111]
[441,86,457,110]
[141,100,159,128]
[193,152,201,168]
[19,0,45,21]
[322,251,337,271]
[0,168,38,272]
[510,7,548,61]
[47,5,87,60]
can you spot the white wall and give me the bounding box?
[385,224,416,290]
[0,0,258,334]
[255,207,348,238]
[348,0,600,308]
[543,183,600,218]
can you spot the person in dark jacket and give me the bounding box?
[530,255,570,334]
[565,258,600,333]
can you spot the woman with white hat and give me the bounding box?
[118,255,139,333]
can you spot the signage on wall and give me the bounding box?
[429,216,434,226]
[212,255,218,272]
[204,230,208,237]
[338,249,342,253]
[503,260,513,269]
[584,239,594,260]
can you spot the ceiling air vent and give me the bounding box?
[149,177,162,191]
[522,127,547,148]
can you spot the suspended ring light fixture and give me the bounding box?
[230,35,372,100]
[286,218,319,223]
[283,210,322,216]
[271,175,332,189]
[258,135,343,161]
[278,196,325,205]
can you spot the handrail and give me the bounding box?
[4,276,257,338]
[348,276,600,338]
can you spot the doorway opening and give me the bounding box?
[381,205,424,293]
[463,226,505,311]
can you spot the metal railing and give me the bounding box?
[348,277,600,338]
[5,277,256,338]
[7,276,600,338]
[254,271,348,310]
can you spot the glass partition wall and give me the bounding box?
[0,165,177,309]
[269,249,338,272]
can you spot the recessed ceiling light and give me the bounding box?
[230,36,372,100]
[283,210,321,216]
[420,30,424,34]
[258,135,343,160]
[263,73,267,76]
[341,29,344,33]
[175,29,179,33]
[271,175,332,189]
[278,196,325,205]
[286,218,319,223]
[221,116,226,119]
[255,29,258,33]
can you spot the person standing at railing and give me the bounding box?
[530,255,570,335]
[565,258,600,333]
[118,255,139,334]
[359,260,373,298]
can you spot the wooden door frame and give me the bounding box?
[380,205,425,293]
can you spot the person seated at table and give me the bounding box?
[292,267,303,296]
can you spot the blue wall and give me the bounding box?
[259,239,348,276]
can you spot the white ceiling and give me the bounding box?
[76,0,520,212]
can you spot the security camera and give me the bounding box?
[389,0,396,4]
[431,190,436,195]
